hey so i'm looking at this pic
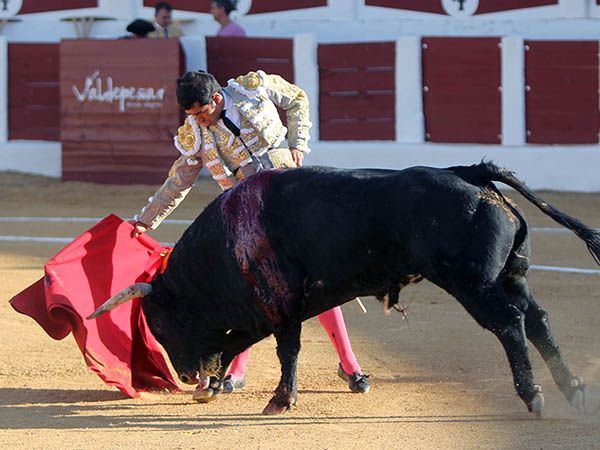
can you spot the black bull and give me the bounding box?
[89,163,600,415]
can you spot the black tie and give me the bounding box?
[220,109,240,137]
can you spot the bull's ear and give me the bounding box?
[87,283,152,319]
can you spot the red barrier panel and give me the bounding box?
[144,0,326,14]
[476,0,557,14]
[366,0,557,15]
[247,0,326,14]
[8,43,60,141]
[18,0,97,14]
[60,39,184,184]
[207,37,294,127]
[318,42,395,141]
[422,37,501,144]
[143,0,209,12]
[365,0,445,14]
[525,41,599,144]
[206,37,294,85]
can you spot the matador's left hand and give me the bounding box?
[290,148,304,167]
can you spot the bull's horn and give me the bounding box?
[87,283,152,320]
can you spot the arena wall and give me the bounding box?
[1,0,600,190]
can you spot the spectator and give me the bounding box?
[148,2,184,38]
[125,19,155,38]
[210,0,246,37]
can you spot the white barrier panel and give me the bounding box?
[180,36,207,72]
[396,37,424,144]
[294,33,319,144]
[306,142,600,192]
[501,36,525,146]
[0,141,61,177]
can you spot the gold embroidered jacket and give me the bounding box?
[148,24,184,38]
[136,71,312,229]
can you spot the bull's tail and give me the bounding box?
[452,162,600,266]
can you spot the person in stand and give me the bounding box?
[210,0,246,37]
[125,19,155,38]
[148,2,184,38]
[132,69,370,396]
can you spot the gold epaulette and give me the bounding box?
[235,71,263,91]
[176,117,197,152]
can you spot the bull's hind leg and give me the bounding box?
[262,322,302,415]
[524,299,588,412]
[458,289,543,415]
[524,303,588,412]
[503,272,588,413]
[493,305,545,415]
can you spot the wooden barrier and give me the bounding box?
[143,0,326,13]
[60,39,184,184]
[143,0,209,12]
[247,0,327,14]
[318,42,395,141]
[18,0,97,14]
[8,34,600,186]
[422,37,501,144]
[365,0,557,14]
[525,41,599,144]
[206,37,294,86]
[476,1,557,14]
[207,37,294,126]
[8,43,60,141]
[365,0,445,14]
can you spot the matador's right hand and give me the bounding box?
[130,221,149,238]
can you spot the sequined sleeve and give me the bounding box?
[135,155,203,230]
[261,72,312,152]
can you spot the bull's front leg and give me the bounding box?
[262,322,302,415]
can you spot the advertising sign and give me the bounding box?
[60,39,184,184]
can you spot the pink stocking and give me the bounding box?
[227,348,250,380]
[317,306,363,375]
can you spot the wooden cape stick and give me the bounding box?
[354,297,367,314]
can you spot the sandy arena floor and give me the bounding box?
[1,171,600,449]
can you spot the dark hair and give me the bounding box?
[214,0,238,15]
[155,2,173,13]
[126,19,155,37]
[176,71,222,110]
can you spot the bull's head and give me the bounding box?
[87,282,232,390]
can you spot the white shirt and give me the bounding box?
[218,90,242,133]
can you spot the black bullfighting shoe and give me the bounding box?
[337,363,370,393]
[222,375,246,394]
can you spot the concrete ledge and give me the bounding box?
[2,140,600,192]
[0,141,61,178]
[307,142,600,192]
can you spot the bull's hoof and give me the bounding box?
[528,392,545,417]
[569,384,589,414]
[192,387,221,403]
[262,401,290,415]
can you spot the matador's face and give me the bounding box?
[186,93,224,128]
